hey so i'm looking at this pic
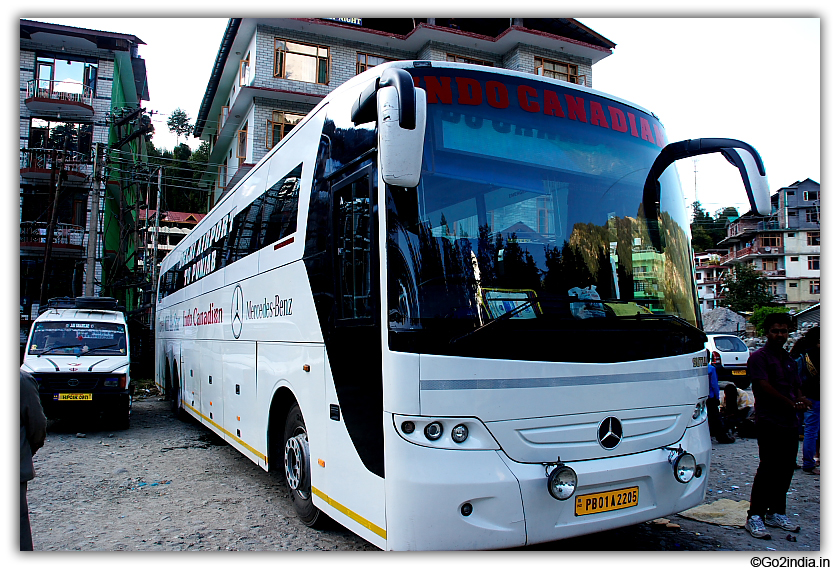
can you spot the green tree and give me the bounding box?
[720,262,775,312]
[750,305,791,336]
[166,108,194,145]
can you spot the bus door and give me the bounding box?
[324,163,387,536]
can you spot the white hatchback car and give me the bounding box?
[705,334,751,388]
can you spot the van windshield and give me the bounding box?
[28,322,127,356]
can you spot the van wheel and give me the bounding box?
[283,404,326,528]
[108,394,131,430]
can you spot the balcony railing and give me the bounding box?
[20,222,85,247]
[720,244,784,264]
[26,79,93,107]
[20,148,89,183]
[21,147,88,169]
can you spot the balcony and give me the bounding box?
[25,79,94,118]
[20,222,85,258]
[20,148,89,185]
[720,244,784,264]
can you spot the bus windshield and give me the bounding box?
[28,321,127,356]
[387,68,702,363]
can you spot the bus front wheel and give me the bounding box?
[282,404,325,528]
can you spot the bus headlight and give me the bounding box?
[424,421,443,441]
[668,447,697,484]
[451,424,469,443]
[546,464,577,501]
[393,415,500,450]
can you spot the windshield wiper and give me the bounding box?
[81,343,121,355]
[36,345,82,357]
[449,298,536,345]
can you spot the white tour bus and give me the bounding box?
[155,61,771,550]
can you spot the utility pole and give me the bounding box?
[152,167,162,287]
[85,143,104,296]
[38,148,63,307]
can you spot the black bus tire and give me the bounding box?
[282,404,327,528]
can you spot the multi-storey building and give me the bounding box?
[137,209,206,273]
[20,20,151,348]
[193,18,614,207]
[694,249,729,312]
[718,179,820,312]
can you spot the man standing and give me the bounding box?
[21,369,47,551]
[745,313,809,539]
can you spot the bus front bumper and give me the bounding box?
[384,423,710,550]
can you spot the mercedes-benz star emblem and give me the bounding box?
[231,284,244,339]
[597,416,623,450]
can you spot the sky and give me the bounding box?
[25,15,821,221]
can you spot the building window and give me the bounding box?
[239,53,251,86]
[237,124,248,166]
[446,54,494,67]
[274,39,329,84]
[266,111,306,148]
[790,256,799,262]
[535,57,580,84]
[807,256,819,270]
[807,232,820,246]
[29,118,93,157]
[357,53,394,74]
[761,235,780,247]
[803,190,818,201]
[789,282,798,288]
[810,280,820,294]
[762,259,778,271]
[806,208,819,223]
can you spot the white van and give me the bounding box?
[21,297,132,429]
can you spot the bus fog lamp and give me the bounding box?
[401,421,415,434]
[424,421,443,441]
[668,448,697,484]
[547,465,577,501]
[451,424,469,443]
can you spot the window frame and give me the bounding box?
[534,56,580,84]
[356,52,395,75]
[237,124,248,166]
[807,255,820,271]
[807,232,820,246]
[445,53,494,67]
[274,38,330,85]
[266,110,306,149]
[809,280,820,294]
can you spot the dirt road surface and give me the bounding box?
[27,391,821,552]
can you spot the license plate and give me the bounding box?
[731,369,747,376]
[54,393,92,401]
[575,486,639,516]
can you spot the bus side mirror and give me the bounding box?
[377,71,427,188]
[644,138,771,216]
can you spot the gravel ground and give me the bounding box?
[27,391,821,552]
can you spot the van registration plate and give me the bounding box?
[54,393,92,401]
[732,370,747,376]
[575,486,639,516]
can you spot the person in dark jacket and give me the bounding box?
[795,327,819,474]
[21,369,47,551]
[744,313,809,540]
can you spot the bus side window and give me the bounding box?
[259,163,302,248]
[334,171,373,320]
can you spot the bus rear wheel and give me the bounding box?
[282,404,325,528]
